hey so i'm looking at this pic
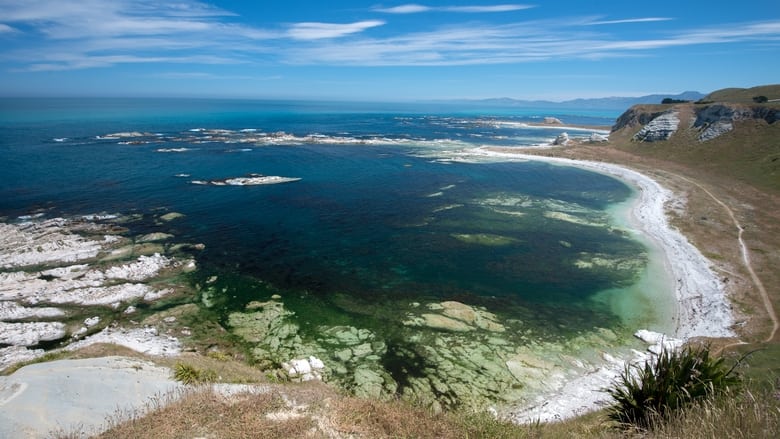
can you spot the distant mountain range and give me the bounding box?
[440,91,706,110]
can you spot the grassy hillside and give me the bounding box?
[610,84,780,194]
[610,107,780,194]
[702,84,780,103]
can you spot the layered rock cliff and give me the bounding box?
[693,104,778,141]
[612,102,778,143]
[632,110,680,142]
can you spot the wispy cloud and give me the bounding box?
[284,19,780,66]
[0,1,247,42]
[445,5,535,13]
[1,0,779,72]
[287,20,385,40]
[150,72,282,81]
[586,17,674,26]
[376,4,431,14]
[0,0,280,70]
[375,3,533,14]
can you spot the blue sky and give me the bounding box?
[0,1,778,101]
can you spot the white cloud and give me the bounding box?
[444,5,534,13]
[375,4,431,14]
[375,3,533,14]
[0,23,16,33]
[287,20,385,40]
[586,17,674,26]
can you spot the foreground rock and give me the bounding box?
[0,356,181,438]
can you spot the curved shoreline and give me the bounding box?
[0,148,737,428]
[459,147,734,422]
[470,147,734,340]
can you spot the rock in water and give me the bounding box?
[553,132,570,145]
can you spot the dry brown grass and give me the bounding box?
[92,387,317,439]
[53,356,777,439]
[90,387,541,439]
[331,396,535,439]
[330,397,463,438]
[647,381,780,439]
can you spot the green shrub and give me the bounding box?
[662,98,691,104]
[605,345,742,430]
[173,362,217,384]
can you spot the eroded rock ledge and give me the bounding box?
[0,215,199,371]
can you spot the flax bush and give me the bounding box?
[606,345,741,430]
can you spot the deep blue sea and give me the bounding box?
[1,98,669,379]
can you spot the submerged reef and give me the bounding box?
[222,291,635,413]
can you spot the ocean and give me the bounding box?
[0,98,671,408]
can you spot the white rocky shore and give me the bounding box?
[458,148,735,422]
[0,216,195,371]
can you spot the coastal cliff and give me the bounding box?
[611,85,779,143]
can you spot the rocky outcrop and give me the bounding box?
[552,132,570,145]
[611,107,665,131]
[588,132,608,142]
[632,111,680,142]
[613,102,778,143]
[693,104,778,141]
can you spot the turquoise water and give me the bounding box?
[1,98,662,406]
